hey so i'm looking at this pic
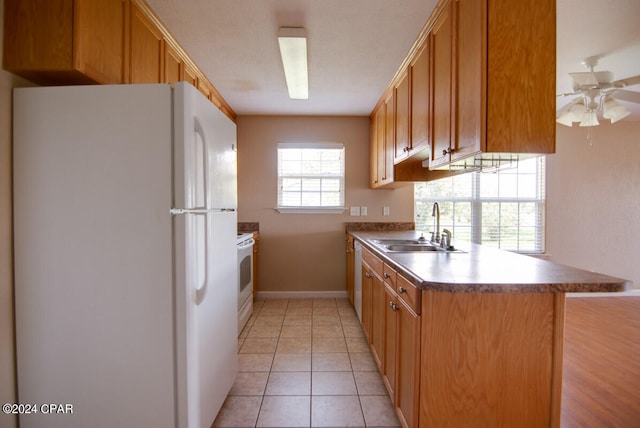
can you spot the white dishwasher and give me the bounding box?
[354,240,363,321]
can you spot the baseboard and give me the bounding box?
[255,290,349,299]
[567,289,640,298]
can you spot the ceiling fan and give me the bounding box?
[556,56,640,127]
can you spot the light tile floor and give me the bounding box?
[213,298,401,428]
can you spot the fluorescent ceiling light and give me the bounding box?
[278,27,309,100]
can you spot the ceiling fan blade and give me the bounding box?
[557,91,580,97]
[612,75,640,88]
[612,89,640,104]
[569,72,599,88]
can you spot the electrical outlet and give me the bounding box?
[350,207,361,216]
[360,206,367,216]
[383,206,390,216]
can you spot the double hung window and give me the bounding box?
[277,143,345,213]
[414,157,546,253]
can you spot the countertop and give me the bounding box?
[349,230,632,293]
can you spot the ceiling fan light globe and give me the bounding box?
[610,109,631,124]
[556,111,574,126]
[568,103,586,122]
[579,111,599,127]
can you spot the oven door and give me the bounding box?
[237,236,254,334]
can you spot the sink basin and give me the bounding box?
[386,244,439,252]
[368,237,462,253]
[370,239,426,245]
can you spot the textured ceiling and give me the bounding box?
[147,0,640,119]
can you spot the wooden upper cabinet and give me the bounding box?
[485,0,555,154]
[394,71,410,162]
[370,106,381,188]
[455,0,484,161]
[371,0,555,173]
[164,42,182,85]
[383,91,395,185]
[129,2,163,83]
[2,0,125,85]
[410,40,431,158]
[197,78,213,100]
[183,62,198,86]
[429,1,454,169]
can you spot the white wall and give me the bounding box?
[546,121,640,289]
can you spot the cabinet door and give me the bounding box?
[370,106,381,188]
[396,298,421,428]
[361,263,373,341]
[394,71,410,162]
[74,0,125,84]
[453,0,484,161]
[346,236,354,305]
[410,40,430,156]
[382,91,395,185]
[383,284,398,399]
[183,62,198,86]
[164,42,182,85]
[130,3,164,83]
[430,1,454,169]
[370,271,385,370]
[197,78,213,99]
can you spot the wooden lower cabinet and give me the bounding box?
[346,235,354,305]
[384,283,420,428]
[395,294,420,428]
[420,291,565,427]
[370,271,385,369]
[361,262,373,341]
[383,284,397,397]
[357,242,565,427]
[359,244,421,428]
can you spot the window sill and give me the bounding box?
[276,207,346,214]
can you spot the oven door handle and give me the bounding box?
[237,238,255,250]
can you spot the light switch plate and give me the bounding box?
[360,206,367,216]
[383,206,390,216]
[350,207,361,216]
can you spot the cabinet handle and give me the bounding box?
[403,146,410,152]
[442,147,454,156]
[365,272,371,278]
[389,301,399,311]
[398,287,406,294]
[383,273,390,279]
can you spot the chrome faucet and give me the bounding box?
[431,202,440,243]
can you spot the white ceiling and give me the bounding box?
[147,0,640,119]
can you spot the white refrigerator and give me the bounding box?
[13,83,238,428]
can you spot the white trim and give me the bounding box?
[276,207,346,214]
[567,289,640,298]
[255,290,349,299]
[278,142,344,150]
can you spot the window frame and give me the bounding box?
[276,142,346,214]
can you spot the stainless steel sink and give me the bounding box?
[385,244,440,252]
[369,238,447,253]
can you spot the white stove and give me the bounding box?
[237,233,255,335]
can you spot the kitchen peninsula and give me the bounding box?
[346,228,631,428]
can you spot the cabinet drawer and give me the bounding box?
[363,247,384,276]
[396,274,421,315]
[383,263,397,289]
